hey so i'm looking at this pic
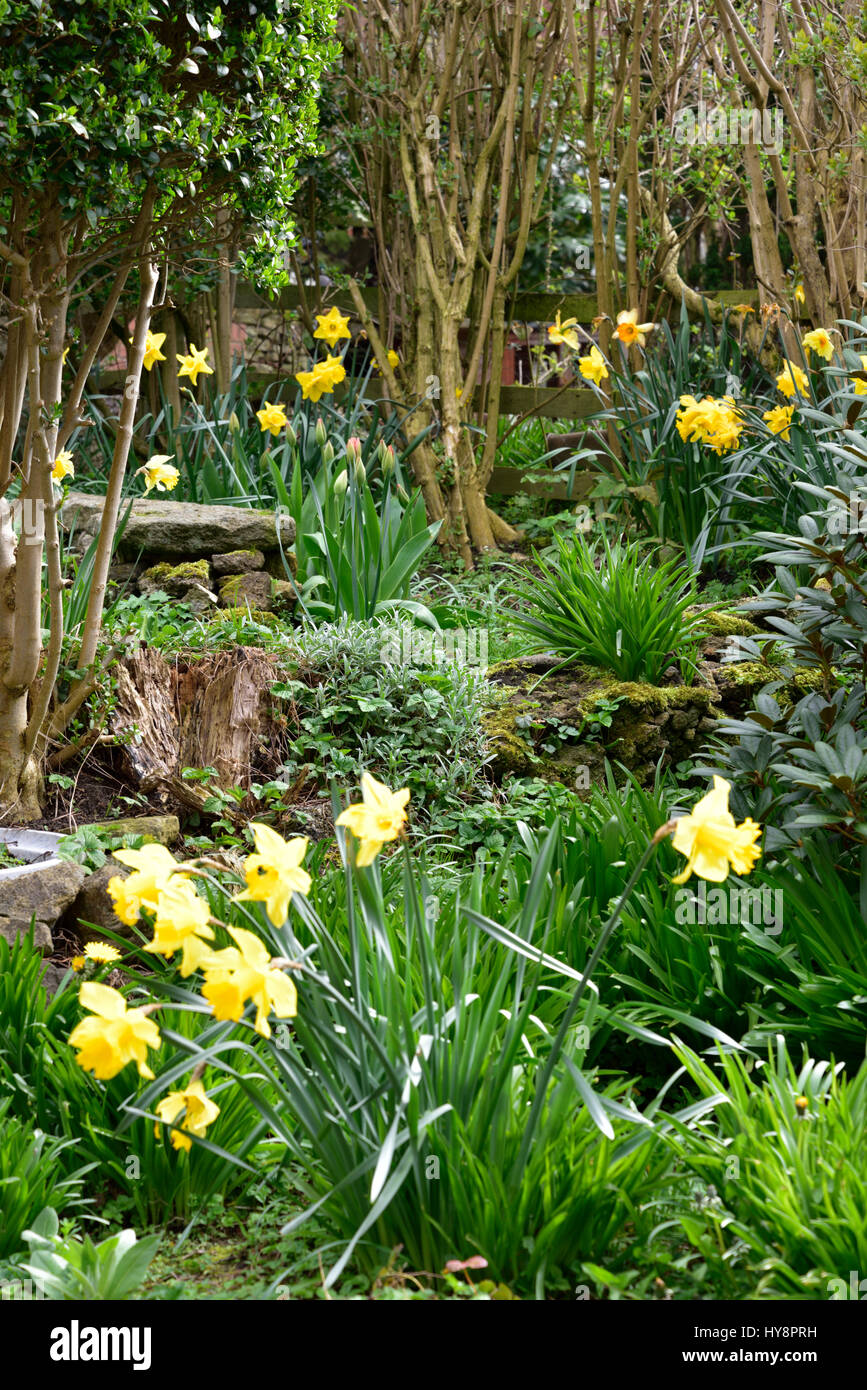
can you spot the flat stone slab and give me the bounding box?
[86,815,180,846]
[62,492,295,556]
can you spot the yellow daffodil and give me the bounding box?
[578,345,608,386]
[671,776,762,885]
[295,353,347,403]
[201,926,297,1039]
[51,450,74,485]
[614,308,656,349]
[374,348,399,375]
[802,328,834,362]
[794,283,806,305]
[234,824,311,927]
[776,362,810,399]
[729,304,756,317]
[137,330,167,372]
[107,844,189,924]
[68,982,161,1080]
[676,395,744,454]
[177,343,214,387]
[144,879,215,977]
[84,941,121,965]
[763,404,795,439]
[336,772,410,867]
[154,1078,220,1153]
[256,401,289,436]
[547,310,581,352]
[139,454,179,493]
[850,355,867,395]
[313,307,352,350]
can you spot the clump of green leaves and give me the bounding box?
[510,531,705,684]
[274,618,491,825]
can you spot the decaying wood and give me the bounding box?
[113,647,180,786]
[112,645,282,792]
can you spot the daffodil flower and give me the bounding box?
[136,330,167,372]
[776,363,810,399]
[802,328,834,362]
[671,776,762,885]
[138,454,180,493]
[763,404,795,439]
[144,879,215,977]
[177,343,214,387]
[107,843,190,924]
[313,307,352,350]
[676,395,744,454]
[155,1078,220,1152]
[256,401,289,435]
[234,824,311,927]
[51,450,75,485]
[578,345,608,386]
[614,308,655,349]
[68,982,161,1080]
[336,772,410,867]
[547,310,581,351]
[201,926,297,1039]
[295,353,347,402]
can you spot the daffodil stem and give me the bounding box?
[514,822,674,1174]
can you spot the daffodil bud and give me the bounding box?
[285,421,297,448]
[380,443,396,478]
[228,410,240,433]
[333,468,349,499]
[322,441,335,465]
[315,417,328,446]
[346,436,362,464]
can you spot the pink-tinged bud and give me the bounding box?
[380,443,396,478]
[346,436,362,463]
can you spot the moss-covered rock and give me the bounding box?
[218,571,272,611]
[483,657,720,791]
[211,548,266,575]
[141,558,212,592]
[138,559,214,605]
[689,607,762,638]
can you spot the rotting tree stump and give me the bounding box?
[112,645,284,797]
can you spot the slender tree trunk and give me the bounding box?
[50,254,159,740]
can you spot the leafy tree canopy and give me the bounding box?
[0,0,340,282]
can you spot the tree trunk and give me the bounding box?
[0,498,43,821]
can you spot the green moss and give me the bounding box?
[216,548,265,570]
[141,559,210,587]
[791,667,827,694]
[688,608,761,637]
[720,660,778,687]
[481,701,538,772]
[483,665,720,788]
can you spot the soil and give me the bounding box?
[28,758,169,835]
